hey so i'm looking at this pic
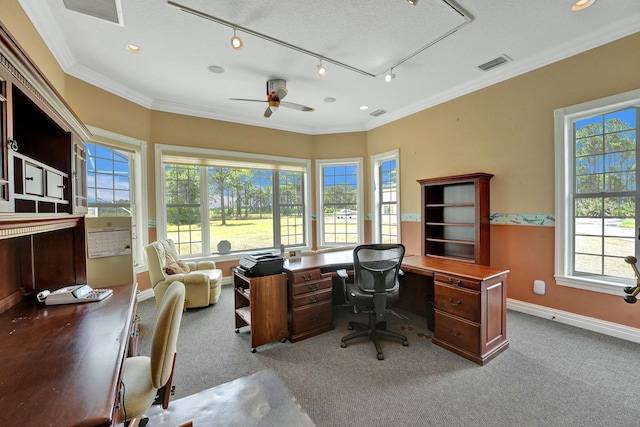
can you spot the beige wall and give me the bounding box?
[4,0,640,327]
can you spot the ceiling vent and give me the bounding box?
[369,109,387,117]
[477,55,512,72]
[63,0,123,26]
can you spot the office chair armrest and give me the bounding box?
[398,269,404,276]
[337,269,348,279]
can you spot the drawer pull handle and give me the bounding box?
[310,315,320,322]
[309,296,318,303]
[308,284,318,291]
[448,297,462,307]
[447,328,462,337]
[26,177,34,181]
[448,278,462,286]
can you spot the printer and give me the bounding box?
[237,252,284,277]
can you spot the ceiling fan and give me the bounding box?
[229,79,315,118]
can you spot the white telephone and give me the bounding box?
[37,285,113,306]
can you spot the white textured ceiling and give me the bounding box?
[16,0,640,135]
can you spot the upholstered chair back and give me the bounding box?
[150,281,185,389]
[146,239,180,286]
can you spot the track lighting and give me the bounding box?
[317,59,327,77]
[407,0,418,5]
[230,29,243,50]
[385,68,396,83]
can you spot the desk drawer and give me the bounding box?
[291,287,332,309]
[434,273,481,291]
[434,282,480,322]
[291,300,332,334]
[291,277,332,296]
[435,310,479,355]
[293,268,324,283]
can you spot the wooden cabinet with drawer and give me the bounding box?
[287,268,334,342]
[432,271,508,365]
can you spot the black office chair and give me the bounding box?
[339,244,408,360]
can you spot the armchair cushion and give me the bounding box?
[165,261,191,275]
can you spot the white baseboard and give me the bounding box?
[137,288,155,302]
[136,276,234,303]
[507,298,640,344]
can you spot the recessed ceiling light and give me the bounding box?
[208,65,225,74]
[360,105,369,111]
[324,97,336,103]
[572,0,596,11]
[125,43,141,54]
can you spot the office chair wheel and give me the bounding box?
[341,341,347,348]
[251,347,257,353]
[624,286,636,294]
[624,295,637,304]
[403,340,409,346]
[377,353,384,360]
[280,337,287,343]
[235,328,240,333]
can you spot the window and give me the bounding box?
[157,145,310,257]
[316,158,363,247]
[555,89,640,294]
[372,150,400,243]
[86,127,147,267]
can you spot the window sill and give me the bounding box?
[555,274,631,296]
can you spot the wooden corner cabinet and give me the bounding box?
[234,270,288,352]
[418,172,493,265]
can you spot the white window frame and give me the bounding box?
[371,149,400,244]
[316,157,364,248]
[86,126,148,270]
[155,143,312,260]
[554,89,640,295]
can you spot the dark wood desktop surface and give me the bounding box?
[0,283,137,427]
[284,250,509,278]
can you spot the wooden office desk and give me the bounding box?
[285,251,509,365]
[0,283,137,427]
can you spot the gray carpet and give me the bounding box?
[137,285,640,426]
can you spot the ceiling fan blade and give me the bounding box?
[229,98,268,103]
[264,106,274,118]
[280,101,315,112]
[275,87,288,101]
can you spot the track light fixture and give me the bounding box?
[385,68,396,83]
[317,59,327,77]
[169,1,472,79]
[230,29,243,50]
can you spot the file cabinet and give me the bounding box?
[286,267,334,342]
[432,271,508,365]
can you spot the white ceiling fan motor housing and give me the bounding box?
[267,79,286,95]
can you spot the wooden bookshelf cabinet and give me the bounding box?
[0,22,90,314]
[233,270,288,352]
[418,173,493,265]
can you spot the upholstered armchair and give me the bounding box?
[145,239,222,309]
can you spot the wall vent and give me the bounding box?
[477,55,511,71]
[369,109,387,117]
[63,0,123,26]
